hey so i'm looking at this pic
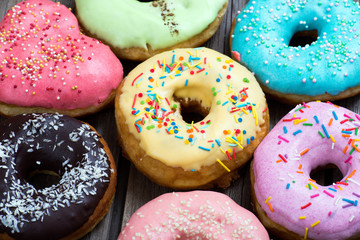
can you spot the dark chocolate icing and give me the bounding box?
[0,113,111,240]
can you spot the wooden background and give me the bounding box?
[1,0,359,239]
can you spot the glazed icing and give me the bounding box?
[0,0,123,110]
[75,0,227,50]
[117,48,267,171]
[253,102,360,239]
[119,191,269,240]
[0,113,112,240]
[231,0,360,97]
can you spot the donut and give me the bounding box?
[115,47,269,189]
[0,0,123,117]
[119,191,270,239]
[230,0,360,104]
[252,101,360,239]
[0,113,117,240]
[75,0,228,61]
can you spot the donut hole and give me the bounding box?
[309,164,343,186]
[27,170,61,189]
[288,29,318,47]
[173,97,209,124]
[16,149,65,189]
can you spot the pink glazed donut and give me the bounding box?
[119,191,269,240]
[252,101,360,240]
[0,0,123,117]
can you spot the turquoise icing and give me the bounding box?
[231,0,360,97]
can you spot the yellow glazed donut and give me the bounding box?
[75,0,228,61]
[115,48,269,189]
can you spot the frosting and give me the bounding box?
[0,113,113,240]
[231,0,360,97]
[75,0,227,50]
[253,101,360,239]
[0,0,123,110]
[117,47,267,171]
[119,191,269,240]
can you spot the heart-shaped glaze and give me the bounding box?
[0,0,123,116]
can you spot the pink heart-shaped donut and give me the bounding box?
[0,0,123,116]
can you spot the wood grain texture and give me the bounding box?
[1,0,359,240]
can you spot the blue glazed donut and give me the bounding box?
[231,0,360,103]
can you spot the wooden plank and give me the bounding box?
[80,108,129,240]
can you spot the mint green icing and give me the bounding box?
[76,0,227,49]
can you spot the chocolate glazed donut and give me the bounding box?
[0,113,117,240]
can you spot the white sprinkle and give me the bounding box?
[335,197,341,206]
[348,178,360,186]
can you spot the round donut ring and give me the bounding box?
[115,47,269,189]
[0,113,117,240]
[119,191,270,239]
[230,0,360,104]
[252,101,360,240]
